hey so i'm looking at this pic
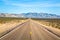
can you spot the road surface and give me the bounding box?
[0,19,60,40]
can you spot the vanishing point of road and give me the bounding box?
[0,19,60,40]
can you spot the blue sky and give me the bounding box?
[0,0,60,15]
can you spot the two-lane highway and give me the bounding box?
[0,19,60,40]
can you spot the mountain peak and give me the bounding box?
[0,13,60,18]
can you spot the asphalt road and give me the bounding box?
[0,19,60,40]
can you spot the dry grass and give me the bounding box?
[33,18,60,29]
[0,17,27,37]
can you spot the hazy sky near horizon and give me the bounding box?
[0,0,60,15]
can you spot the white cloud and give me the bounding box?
[8,3,60,7]
[1,0,60,7]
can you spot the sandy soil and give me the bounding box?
[0,20,26,37]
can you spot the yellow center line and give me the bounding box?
[30,32,32,35]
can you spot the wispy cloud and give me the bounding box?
[1,0,60,7]
[11,3,60,7]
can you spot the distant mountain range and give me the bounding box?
[0,13,60,18]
